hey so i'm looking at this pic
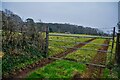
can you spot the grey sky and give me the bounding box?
[2,0,120,2]
[2,2,118,32]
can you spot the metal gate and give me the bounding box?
[48,27,116,68]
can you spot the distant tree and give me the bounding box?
[2,11,20,33]
[57,26,61,33]
[35,22,107,35]
[26,18,34,26]
[4,9,13,16]
[25,18,36,41]
[49,27,53,32]
[2,9,23,32]
[38,19,43,23]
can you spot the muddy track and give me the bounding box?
[4,38,95,78]
[80,39,110,78]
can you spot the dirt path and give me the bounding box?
[80,39,110,78]
[5,38,95,78]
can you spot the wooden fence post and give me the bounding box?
[116,33,120,65]
[45,26,49,57]
[111,27,115,52]
[109,27,115,63]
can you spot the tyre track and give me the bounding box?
[80,39,110,78]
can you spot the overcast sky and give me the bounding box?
[1,0,119,2]
[2,2,118,32]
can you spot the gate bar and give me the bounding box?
[49,39,112,46]
[49,46,111,53]
[49,34,113,39]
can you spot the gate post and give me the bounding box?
[45,26,49,57]
[116,33,120,65]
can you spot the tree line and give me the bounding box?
[36,22,107,35]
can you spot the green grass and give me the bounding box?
[102,66,119,78]
[26,60,86,78]
[65,39,106,63]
